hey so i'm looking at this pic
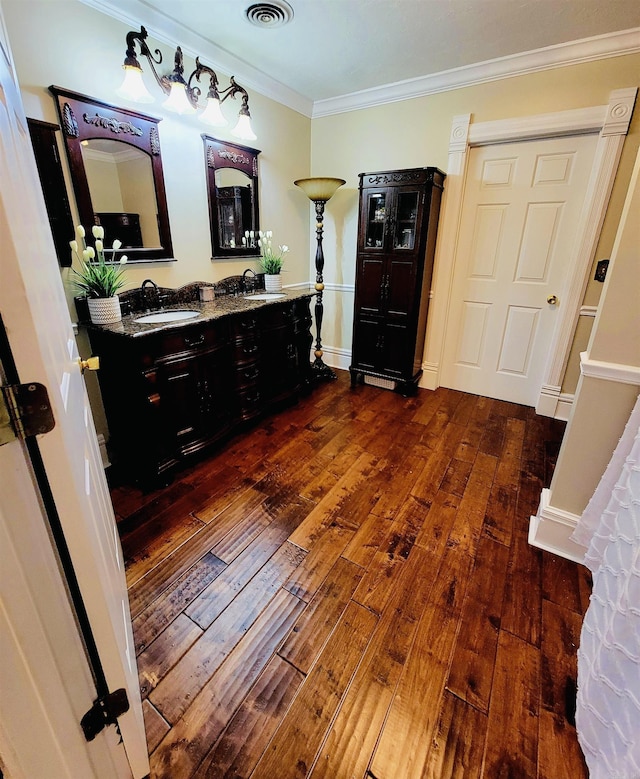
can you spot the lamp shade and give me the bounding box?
[231,112,257,141]
[199,96,228,127]
[162,82,197,115]
[116,65,154,103]
[294,177,346,202]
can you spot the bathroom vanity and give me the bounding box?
[83,284,314,486]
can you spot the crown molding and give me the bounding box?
[77,0,313,117]
[75,1,639,121]
[312,28,640,118]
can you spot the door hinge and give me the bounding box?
[81,688,130,741]
[0,382,55,446]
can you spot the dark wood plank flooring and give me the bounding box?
[113,370,591,779]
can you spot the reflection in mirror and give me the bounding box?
[81,139,161,248]
[203,135,260,260]
[49,86,174,263]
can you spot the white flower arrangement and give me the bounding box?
[254,230,288,275]
[68,225,128,298]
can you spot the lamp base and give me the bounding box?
[311,357,337,382]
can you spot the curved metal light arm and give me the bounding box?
[121,28,253,117]
[219,76,250,107]
[123,26,170,95]
[187,57,221,103]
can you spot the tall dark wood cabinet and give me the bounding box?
[349,167,445,395]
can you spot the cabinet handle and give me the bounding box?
[184,333,205,347]
[246,391,261,403]
[243,344,259,354]
[243,367,259,380]
[241,318,257,329]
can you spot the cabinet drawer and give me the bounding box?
[261,304,295,330]
[230,313,260,340]
[231,335,261,365]
[155,324,226,360]
[234,361,260,391]
[237,387,262,420]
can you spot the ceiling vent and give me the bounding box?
[245,1,294,28]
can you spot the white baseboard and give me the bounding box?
[322,345,351,371]
[528,488,587,564]
[536,384,562,418]
[555,393,575,421]
[97,433,111,469]
[419,361,439,391]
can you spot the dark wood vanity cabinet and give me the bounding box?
[154,328,234,456]
[87,296,313,485]
[350,167,445,395]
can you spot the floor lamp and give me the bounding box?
[294,176,346,381]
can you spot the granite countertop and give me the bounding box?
[83,285,317,339]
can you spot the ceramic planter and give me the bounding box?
[264,274,282,293]
[87,296,122,325]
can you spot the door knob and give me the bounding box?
[546,294,558,306]
[79,356,100,373]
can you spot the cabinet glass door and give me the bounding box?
[364,191,387,249]
[218,201,237,248]
[392,191,420,250]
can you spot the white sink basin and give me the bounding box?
[244,293,286,301]
[135,310,200,324]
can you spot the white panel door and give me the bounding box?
[0,9,148,777]
[441,135,599,405]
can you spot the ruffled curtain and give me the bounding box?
[571,394,640,778]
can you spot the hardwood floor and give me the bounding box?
[112,370,592,779]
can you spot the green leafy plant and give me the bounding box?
[68,225,128,298]
[257,230,288,275]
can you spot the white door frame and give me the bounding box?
[422,88,637,416]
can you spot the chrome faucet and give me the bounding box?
[141,279,160,311]
[242,268,257,293]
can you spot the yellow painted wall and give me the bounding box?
[5,0,639,405]
[3,0,311,442]
[311,55,640,389]
[3,0,312,295]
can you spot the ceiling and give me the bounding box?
[86,0,640,115]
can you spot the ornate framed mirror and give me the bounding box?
[203,135,260,260]
[49,86,174,263]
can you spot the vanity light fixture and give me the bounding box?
[294,177,346,381]
[116,26,257,140]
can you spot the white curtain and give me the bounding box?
[571,394,640,779]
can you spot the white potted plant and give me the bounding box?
[69,225,128,324]
[257,230,288,293]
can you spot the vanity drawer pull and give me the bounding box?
[241,318,257,330]
[242,343,259,355]
[184,333,205,347]
[243,367,260,380]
